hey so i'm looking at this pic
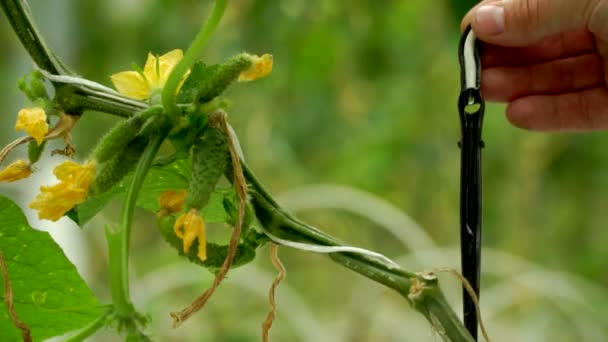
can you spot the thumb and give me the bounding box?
[461,0,604,46]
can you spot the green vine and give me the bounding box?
[0,0,70,75]
[162,0,228,119]
[64,308,112,342]
[106,132,168,319]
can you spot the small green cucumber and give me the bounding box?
[185,126,229,209]
[92,115,146,163]
[90,136,148,195]
[137,112,171,138]
[195,54,251,104]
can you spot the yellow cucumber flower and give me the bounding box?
[29,160,97,221]
[238,53,273,82]
[15,107,48,145]
[110,49,189,100]
[173,209,207,262]
[157,189,187,218]
[0,159,32,182]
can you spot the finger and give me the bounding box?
[482,54,605,101]
[595,37,608,85]
[481,29,597,67]
[506,87,608,131]
[462,0,601,47]
[461,0,503,32]
[588,0,608,40]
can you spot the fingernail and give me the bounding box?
[476,5,505,35]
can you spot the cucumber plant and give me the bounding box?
[0,1,482,341]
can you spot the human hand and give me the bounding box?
[462,0,608,131]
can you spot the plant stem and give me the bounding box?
[105,230,133,316]
[161,0,228,119]
[241,161,410,276]
[241,161,475,341]
[421,287,474,342]
[67,93,143,118]
[106,132,168,317]
[64,308,112,342]
[0,0,71,75]
[250,189,413,278]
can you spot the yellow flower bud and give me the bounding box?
[157,189,187,218]
[238,53,273,82]
[28,160,97,221]
[15,107,48,145]
[173,209,207,261]
[0,159,32,182]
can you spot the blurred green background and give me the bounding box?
[1,0,608,341]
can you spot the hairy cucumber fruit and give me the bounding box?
[186,126,229,209]
[92,115,146,163]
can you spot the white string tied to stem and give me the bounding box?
[258,225,403,270]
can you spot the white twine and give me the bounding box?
[38,69,147,109]
[258,225,402,270]
[463,29,478,90]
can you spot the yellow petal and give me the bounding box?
[158,49,184,66]
[142,53,160,87]
[173,214,185,238]
[173,209,206,261]
[28,160,97,221]
[53,160,83,181]
[29,183,83,221]
[182,224,199,254]
[29,183,88,221]
[197,225,207,262]
[110,71,149,100]
[158,49,183,70]
[111,49,186,100]
[157,49,185,86]
[15,107,48,145]
[0,160,32,182]
[238,54,273,82]
[74,161,97,189]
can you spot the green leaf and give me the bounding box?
[0,197,27,227]
[69,157,232,225]
[0,196,105,341]
[67,186,121,224]
[201,189,236,224]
